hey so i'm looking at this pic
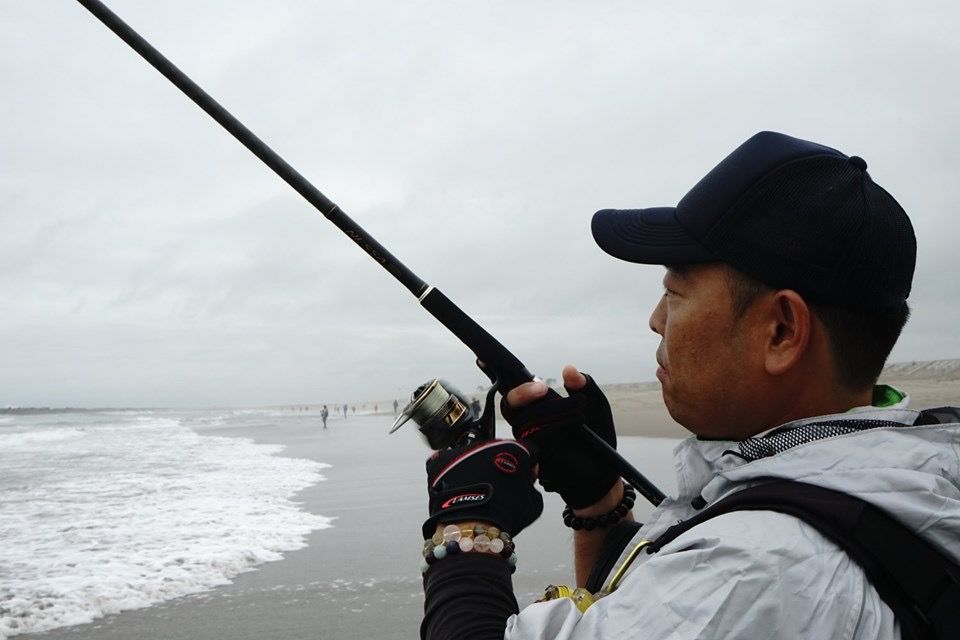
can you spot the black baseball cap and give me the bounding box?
[591,131,916,311]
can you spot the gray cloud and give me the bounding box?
[2,1,959,407]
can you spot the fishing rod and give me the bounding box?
[75,0,665,507]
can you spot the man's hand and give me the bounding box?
[423,440,543,539]
[501,365,620,509]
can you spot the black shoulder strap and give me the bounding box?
[645,480,960,640]
[584,520,642,594]
[915,406,960,426]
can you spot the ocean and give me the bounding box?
[0,409,332,639]
[1,408,681,639]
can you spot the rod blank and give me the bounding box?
[76,0,428,297]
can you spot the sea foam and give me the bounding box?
[0,413,331,638]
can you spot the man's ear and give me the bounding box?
[763,290,812,376]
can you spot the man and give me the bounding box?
[419,132,960,639]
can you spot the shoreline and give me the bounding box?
[7,357,958,436]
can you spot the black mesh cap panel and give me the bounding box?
[702,156,915,310]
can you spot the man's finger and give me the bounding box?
[562,364,587,391]
[505,381,549,408]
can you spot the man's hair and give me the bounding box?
[726,268,769,319]
[725,267,911,390]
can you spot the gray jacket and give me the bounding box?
[505,400,960,639]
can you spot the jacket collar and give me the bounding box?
[671,388,915,501]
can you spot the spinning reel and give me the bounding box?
[389,379,500,449]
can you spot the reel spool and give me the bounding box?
[390,378,497,449]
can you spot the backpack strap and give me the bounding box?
[584,520,642,594]
[914,406,960,426]
[644,480,960,640]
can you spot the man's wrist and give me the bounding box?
[572,479,625,517]
[421,520,518,574]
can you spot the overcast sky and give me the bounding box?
[2,1,959,408]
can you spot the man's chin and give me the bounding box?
[661,393,709,438]
[660,390,682,425]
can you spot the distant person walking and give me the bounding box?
[393,399,399,416]
[343,404,348,418]
[320,405,329,429]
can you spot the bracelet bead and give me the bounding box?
[420,521,517,574]
[442,524,461,542]
[562,483,636,531]
[474,534,491,552]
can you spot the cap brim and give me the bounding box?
[591,207,716,265]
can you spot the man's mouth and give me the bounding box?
[655,350,667,381]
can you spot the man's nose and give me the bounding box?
[649,295,666,336]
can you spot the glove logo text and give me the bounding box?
[520,426,543,439]
[441,492,487,509]
[494,452,519,474]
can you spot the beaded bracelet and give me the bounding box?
[420,522,517,574]
[562,483,636,530]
